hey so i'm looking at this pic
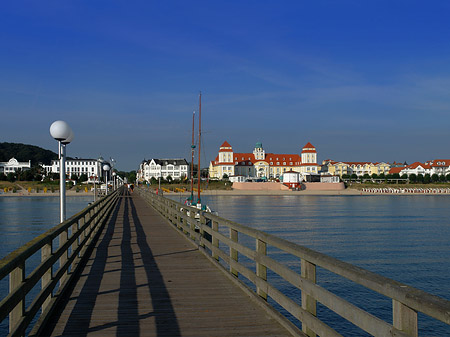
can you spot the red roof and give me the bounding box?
[389,167,404,174]
[220,141,232,148]
[303,142,315,149]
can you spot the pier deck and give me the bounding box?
[42,192,292,336]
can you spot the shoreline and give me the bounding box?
[1,188,449,197]
[0,190,95,197]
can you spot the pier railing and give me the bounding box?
[138,188,450,337]
[0,187,122,336]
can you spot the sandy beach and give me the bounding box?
[0,190,96,197]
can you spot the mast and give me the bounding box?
[190,110,195,201]
[197,91,202,204]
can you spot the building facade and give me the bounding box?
[137,158,189,182]
[209,141,319,180]
[44,158,106,182]
[0,158,31,175]
[323,160,390,177]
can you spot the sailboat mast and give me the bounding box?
[190,111,195,201]
[197,92,202,203]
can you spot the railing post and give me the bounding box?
[190,208,196,241]
[393,300,418,337]
[230,228,238,277]
[42,241,53,312]
[60,226,68,281]
[212,220,219,261]
[9,262,25,334]
[256,238,267,300]
[301,259,317,337]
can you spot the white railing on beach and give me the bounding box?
[362,187,450,194]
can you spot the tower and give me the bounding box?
[253,142,265,160]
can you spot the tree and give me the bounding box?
[378,173,386,180]
[70,174,78,182]
[401,174,408,180]
[417,174,424,183]
[446,174,450,182]
[222,173,229,180]
[6,172,16,182]
[424,174,431,184]
[431,174,440,183]
[350,173,358,181]
[409,174,417,183]
[371,173,378,179]
[440,174,447,182]
[79,174,88,183]
[166,175,173,184]
[342,174,350,180]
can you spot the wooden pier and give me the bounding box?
[40,192,294,336]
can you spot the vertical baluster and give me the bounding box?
[212,220,219,261]
[9,262,25,333]
[301,259,317,337]
[190,208,196,241]
[60,226,68,281]
[230,228,238,277]
[72,218,81,257]
[256,238,267,300]
[393,300,418,337]
[42,241,53,312]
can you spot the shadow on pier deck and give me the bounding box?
[42,192,292,336]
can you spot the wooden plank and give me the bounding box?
[41,192,293,336]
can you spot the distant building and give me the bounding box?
[209,141,319,180]
[392,160,450,177]
[322,160,390,177]
[0,158,31,175]
[43,157,106,182]
[137,158,189,182]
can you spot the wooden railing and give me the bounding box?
[138,188,450,337]
[0,187,122,336]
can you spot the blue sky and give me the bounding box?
[1,1,450,171]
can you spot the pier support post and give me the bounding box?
[42,242,53,312]
[256,239,267,300]
[301,259,317,337]
[212,220,219,261]
[9,263,25,333]
[393,300,418,337]
[230,228,238,277]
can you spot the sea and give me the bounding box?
[0,195,94,335]
[1,194,449,336]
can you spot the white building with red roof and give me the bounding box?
[209,141,319,180]
[392,160,450,177]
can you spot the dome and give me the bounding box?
[255,142,263,149]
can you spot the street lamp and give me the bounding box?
[112,171,117,190]
[50,120,74,223]
[103,164,110,194]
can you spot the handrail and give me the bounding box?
[138,187,450,337]
[0,186,123,336]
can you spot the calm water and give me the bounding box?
[0,196,94,335]
[1,195,449,335]
[172,194,450,336]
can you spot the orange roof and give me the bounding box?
[220,141,232,148]
[389,167,404,174]
[429,159,450,167]
[303,142,315,149]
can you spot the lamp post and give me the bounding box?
[112,171,117,190]
[103,164,110,194]
[50,120,74,223]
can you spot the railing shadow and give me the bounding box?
[41,193,123,336]
[41,190,180,336]
[129,196,181,337]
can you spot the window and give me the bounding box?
[283,162,286,165]
[276,162,280,165]
[270,162,273,165]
